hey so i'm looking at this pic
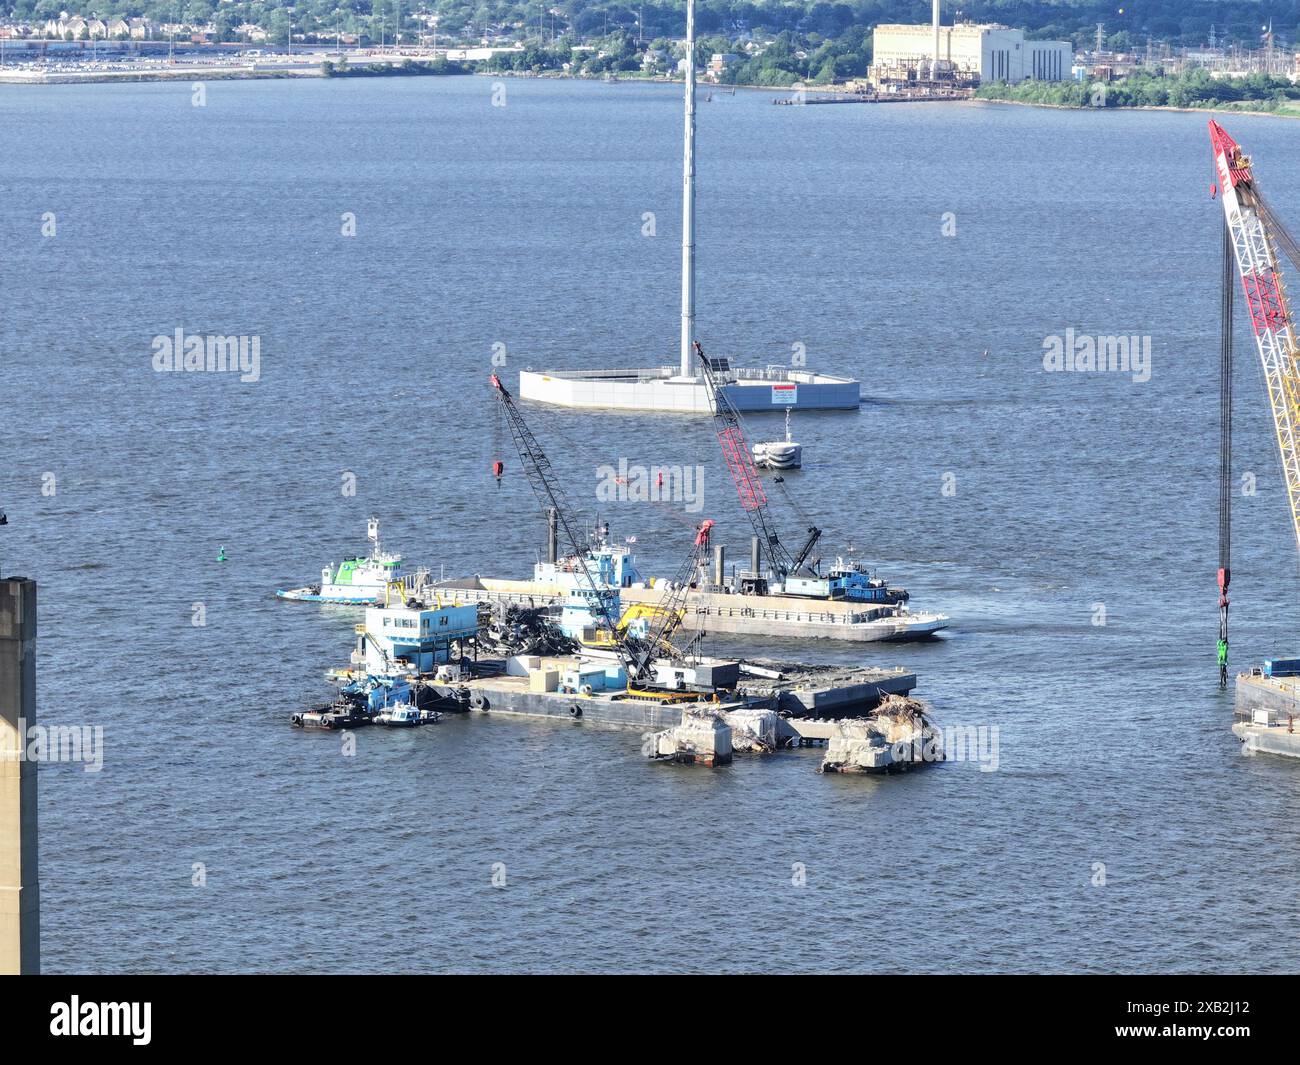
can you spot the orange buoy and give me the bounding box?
[492,460,504,481]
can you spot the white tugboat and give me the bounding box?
[374,702,442,727]
[753,408,802,470]
[278,518,427,604]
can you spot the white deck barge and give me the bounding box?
[428,575,947,643]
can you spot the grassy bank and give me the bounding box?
[977,69,1300,115]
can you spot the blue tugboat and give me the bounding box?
[294,599,481,729]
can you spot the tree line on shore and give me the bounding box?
[977,68,1300,111]
[5,0,1300,54]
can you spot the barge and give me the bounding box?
[426,523,947,643]
[294,589,933,771]
[449,652,916,730]
[430,574,946,643]
[1233,668,1300,759]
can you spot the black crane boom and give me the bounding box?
[490,374,638,673]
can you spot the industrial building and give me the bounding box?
[872,5,1071,88]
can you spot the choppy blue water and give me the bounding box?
[4,75,1300,973]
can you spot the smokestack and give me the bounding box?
[714,543,726,586]
[750,536,761,576]
[547,507,558,565]
[933,0,940,69]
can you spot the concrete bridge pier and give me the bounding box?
[0,577,38,975]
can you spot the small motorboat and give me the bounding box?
[374,703,441,728]
[752,408,802,470]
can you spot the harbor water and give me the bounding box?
[3,75,1300,973]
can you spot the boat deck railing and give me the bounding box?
[696,604,898,625]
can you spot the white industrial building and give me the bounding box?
[873,20,1072,84]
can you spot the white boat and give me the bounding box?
[277,518,427,604]
[753,409,802,470]
[374,703,441,728]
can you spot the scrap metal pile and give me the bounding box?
[475,603,579,658]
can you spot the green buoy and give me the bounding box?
[216,546,228,563]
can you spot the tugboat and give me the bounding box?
[294,599,482,729]
[753,409,802,470]
[294,676,447,730]
[292,691,375,731]
[278,518,427,604]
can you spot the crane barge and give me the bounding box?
[1210,120,1300,758]
[694,340,948,625]
[491,373,737,698]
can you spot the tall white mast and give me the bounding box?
[679,0,696,378]
[932,0,941,69]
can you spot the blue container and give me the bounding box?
[1264,657,1300,677]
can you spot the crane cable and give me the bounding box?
[1254,190,1300,276]
[1219,218,1234,689]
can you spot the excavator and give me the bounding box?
[583,521,713,665]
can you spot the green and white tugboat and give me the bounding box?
[278,518,428,605]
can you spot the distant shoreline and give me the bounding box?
[0,54,463,86]
[0,67,318,85]
[10,63,1288,121]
